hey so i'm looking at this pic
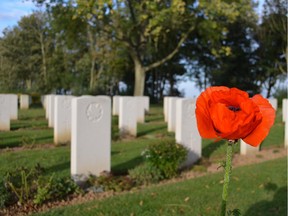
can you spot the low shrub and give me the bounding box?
[88,172,135,192]
[3,164,81,206]
[0,181,11,209]
[142,140,188,179]
[128,163,163,186]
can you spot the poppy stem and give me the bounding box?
[220,140,235,216]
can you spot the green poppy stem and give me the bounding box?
[220,140,235,216]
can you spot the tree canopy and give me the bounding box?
[0,0,286,99]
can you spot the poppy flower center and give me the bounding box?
[227,106,241,112]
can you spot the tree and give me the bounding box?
[184,0,262,94]
[0,11,52,92]
[256,0,287,98]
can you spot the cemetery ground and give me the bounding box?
[0,104,287,216]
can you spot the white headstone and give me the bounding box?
[48,95,56,128]
[283,99,287,122]
[20,94,29,109]
[135,96,145,123]
[45,95,52,119]
[240,139,259,155]
[143,96,150,114]
[71,96,111,178]
[268,98,278,111]
[112,96,121,116]
[9,94,18,120]
[168,97,179,132]
[0,94,10,131]
[119,96,137,137]
[163,97,169,122]
[54,95,75,145]
[285,101,288,147]
[176,98,201,166]
[41,95,47,110]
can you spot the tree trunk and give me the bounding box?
[40,33,47,85]
[89,59,96,91]
[133,60,146,96]
[26,79,32,90]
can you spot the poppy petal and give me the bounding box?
[195,92,218,138]
[243,95,276,146]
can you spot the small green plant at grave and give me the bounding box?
[4,163,44,205]
[21,135,36,147]
[87,172,135,192]
[128,163,163,186]
[34,176,81,205]
[3,164,81,207]
[142,140,188,179]
[0,181,11,209]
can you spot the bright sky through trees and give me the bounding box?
[0,0,269,98]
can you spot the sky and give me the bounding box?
[0,0,267,98]
[0,0,41,35]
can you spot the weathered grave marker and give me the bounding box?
[54,95,75,145]
[119,96,137,137]
[20,94,30,109]
[176,98,201,166]
[0,94,10,131]
[71,96,111,179]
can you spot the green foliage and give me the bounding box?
[142,140,187,179]
[3,163,80,206]
[227,209,241,216]
[128,163,163,186]
[272,86,287,106]
[34,157,287,216]
[88,173,135,192]
[34,176,80,204]
[0,181,11,209]
[4,163,44,205]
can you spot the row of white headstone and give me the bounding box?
[42,95,150,180]
[0,94,31,131]
[163,97,287,160]
[43,95,150,144]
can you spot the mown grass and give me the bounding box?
[0,103,286,215]
[34,157,287,216]
[0,105,285,177]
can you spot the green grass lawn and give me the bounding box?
[0,105,285,176]
[0,104,286,215]
[34,157,287,216]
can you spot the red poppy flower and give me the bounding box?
[195,86,275,147]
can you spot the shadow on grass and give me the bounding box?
[112,156,143,175]
[145,116,164,123]
[11,122,48,131]
[0,135,53,149]
[45,161,70,175]
[244,186,287,216]
[137,125,167,137]
[202,139,225,158]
